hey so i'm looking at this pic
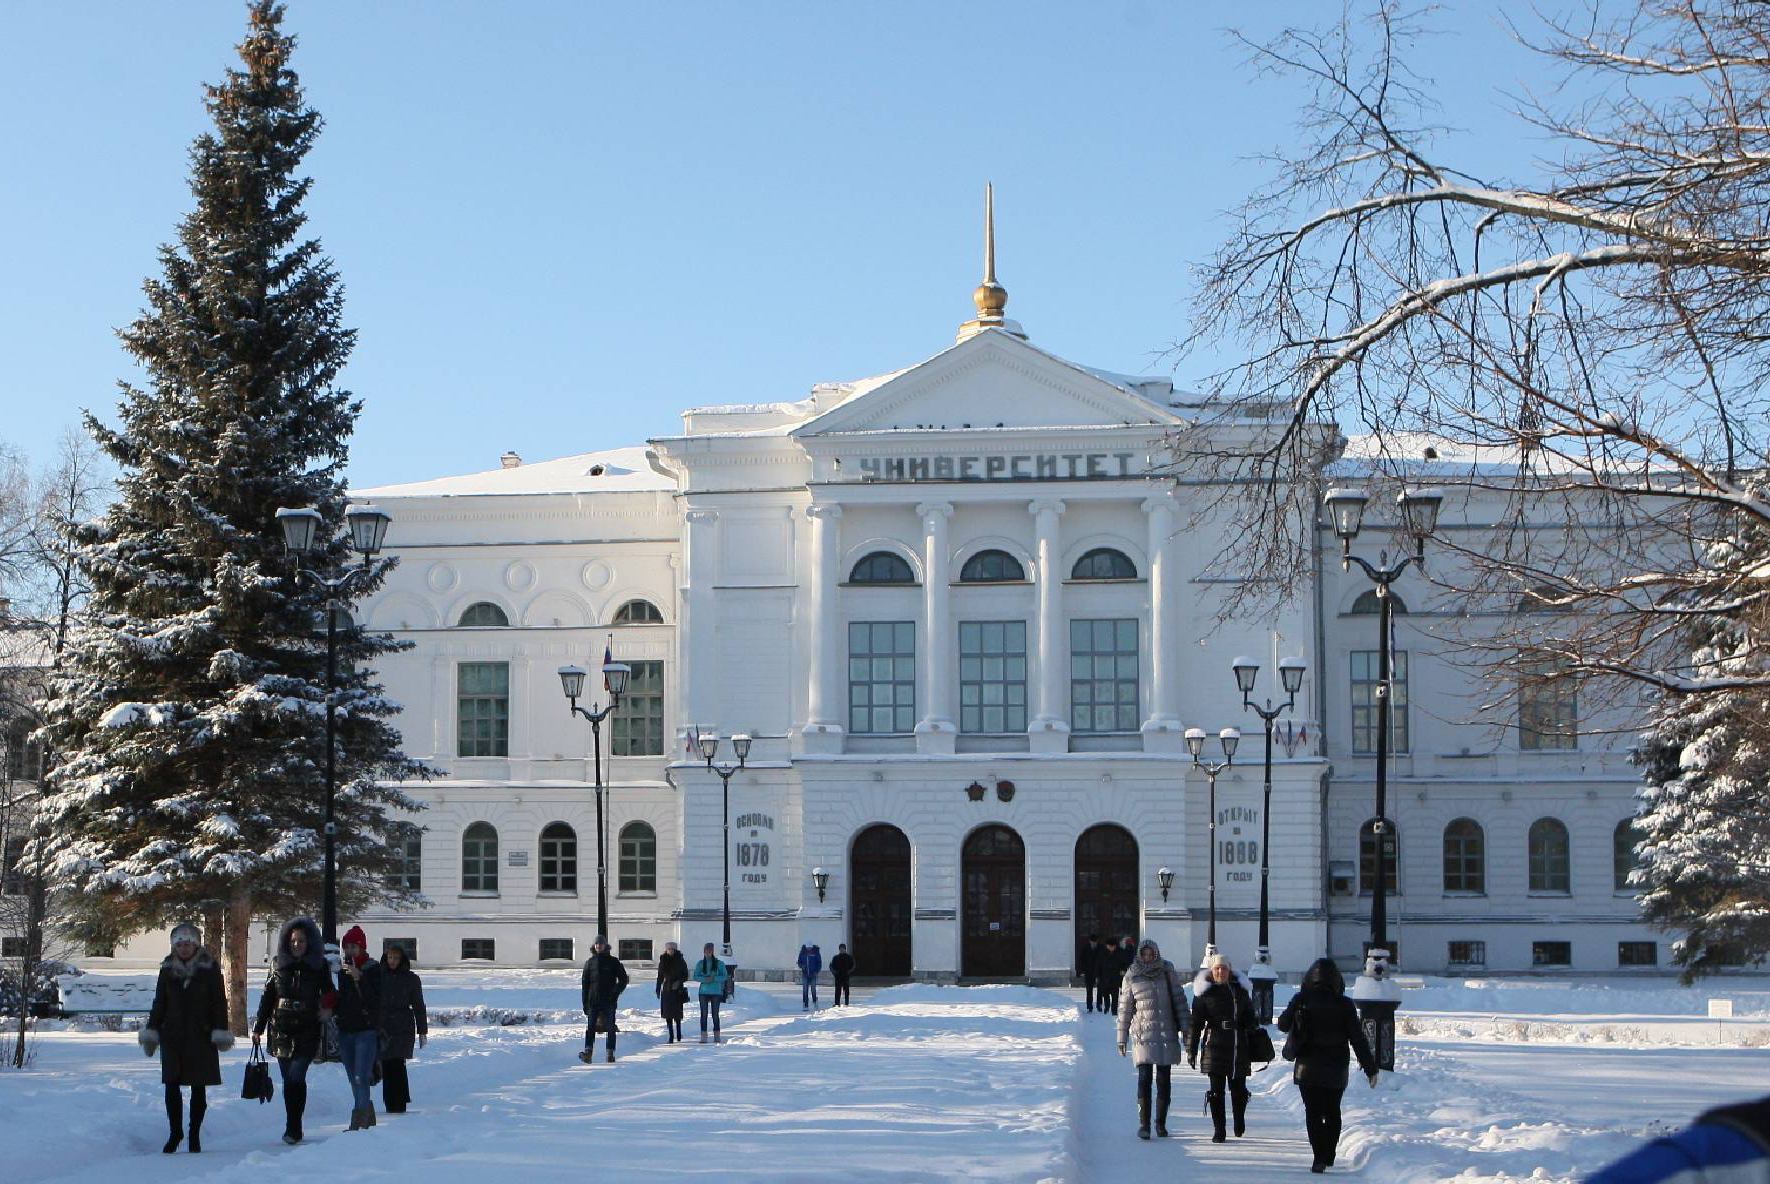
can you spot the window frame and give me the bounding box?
[539,822,578,894]
[618,821,658,894]
[958,549,1026,583]
[461,822,500,894]
[538,938,575,962]
[457,601,510,627]
[1519,659,1578,750]
[460,938,495,962]
[456,661,510,758]
[612,599,664,624]
[848,551,917,585]
[959,620,1029,734]
[1358,817,1400,896]
[389,831,422,892]
[1447,940,1486,967]
[1442,818,1485,895]
[1069,548,1138,581]
[1531,940,1572,967]
[1618,940,1657,967]
[1528,817,1571,895]
[1613,818,1642,893]
[848,620,916,734]
[1069,617,1140,734]
[617,938,653,962]
[611,659,665,756]
[1350,650,1409,754]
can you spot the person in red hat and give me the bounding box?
[334,925,383,1131]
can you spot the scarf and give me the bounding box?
[1130,940,1168,981]
[163,948,213,982]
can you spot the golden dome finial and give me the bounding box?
[959,183,1025,341]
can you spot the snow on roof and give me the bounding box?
[1331,432,1595,479]
[354,445,674,498]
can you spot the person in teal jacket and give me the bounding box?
[695,943,730,1043]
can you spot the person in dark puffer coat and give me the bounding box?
[1277,957,1378,1172]
[141,922,232,1154]
[580,935,629,1062]
[1187,952,1261,1143]
[655,941,689,1043]
[376,943,427,1114]
[252,916,335,1145]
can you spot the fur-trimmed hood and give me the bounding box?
[275,916,327,971]
[161,947,216,981]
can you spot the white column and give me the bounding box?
[915,500,956,753]
[802,503,844,753]
[1141,493,1183,751]
[684,508,719,732]
[1028,497,1069,754]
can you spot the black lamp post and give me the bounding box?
[1231,653,1306,1023]
[699,731,751,958]
[1322,484,1442,1071]
[275,503,392,958]
[558,659,631,939]
[1184,726,1239,966]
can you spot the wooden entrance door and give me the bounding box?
[1075,824,1140,957]
[850,824,912,976]
[962,825,1026,978]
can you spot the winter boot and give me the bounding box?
[1232,1088,1248,1138]
[282,1082,306,1145]
[188,1111,203,1153]
[347,1108,364,1132]
[606,1049,616,1063]
[365,1103,377,1128]
[163,1086,183,1153]
[1207,1091,1227,1143]
[1137,1095,1150,1140]
[1155,1093,1171,1138]
[162,1130,181,1154]
[700,1031,708,1044]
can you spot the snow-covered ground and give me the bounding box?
[3,971,1765,1182]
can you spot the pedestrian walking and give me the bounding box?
[1187,953,1260,1143]
[141,922,232,1153]
[579,934,629,1063]
[1078,933,1106,1013]
[252,916,335,1145]
[1114,938,1188,1140]
[376,942,427,1114]
[829,943,855,1006]
[695,943,730,1042]
[656,941,690,1042]
[1276,957,1378,1173]
[1105,936,1135,1015]
[797,942,823,1009]
[334,925,383,1131]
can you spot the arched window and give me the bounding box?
[1351,589,1407,615]
[458,602,510,627]
[461,822,499,893]
[1614,819,1643,892]
[1442,818,1485,894]
[960,549,1025,583]
[539,822,577,893]
[619,821,657,893]
[1358,818,1399,895]
[612,599,663,624]
[1070,548,1138,581]
[1529,818,1571,893]
[849,551,916,584]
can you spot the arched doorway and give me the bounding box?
[1075,824,1139,957]
[849,825,912,977]
[962,824,1026,978]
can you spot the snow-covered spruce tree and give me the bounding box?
[1632,526,1770,980]
[35,1,424,1032]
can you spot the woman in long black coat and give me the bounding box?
[377,943,427,1113]
[1186,953,1261,1143]
[655,941,689,1043]
[141,922,232,1153]
[1277,957,1379,1173]
[252,916,334,1145]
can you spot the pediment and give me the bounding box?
[791,330,1181,437]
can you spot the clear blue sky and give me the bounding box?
[1,2,1533,489]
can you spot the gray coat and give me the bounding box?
[1115,941,1189,1066]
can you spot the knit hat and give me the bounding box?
[1204,953,1231,971]
[170,922,201,947]
[592,934,608,949]
[342,924,368,951]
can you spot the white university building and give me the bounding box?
[253,251,1657,983]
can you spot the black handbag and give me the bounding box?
[241,1044,275,1103]
[1249,1025,1277,1064]
[1282,1007,1307,1061]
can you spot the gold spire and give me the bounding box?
[958,183,1026,342]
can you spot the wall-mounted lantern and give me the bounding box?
[1157,866,1174,903]
[812,866,829,903]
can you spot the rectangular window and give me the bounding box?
[539,938,574,962]
[611,660,665,756]
[1447,940,1486,966]
[1618,941,1657,967]
[388,833,421,892]
[1351,651,1409,754]
[461,938,495,961]
[1531,940,1571,967]
[1070,618,1139,733]
[849,621,915,734]
[5,719,42,782]
[1,836,24,895]
[619,825,657,893]
[457,662,510,757]
[959,620,1028,733]
[382,938,418,967]
[0,936,23,958]
[1519,660,1577,750]
[618,938,653,962]
[84,940,115,959]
